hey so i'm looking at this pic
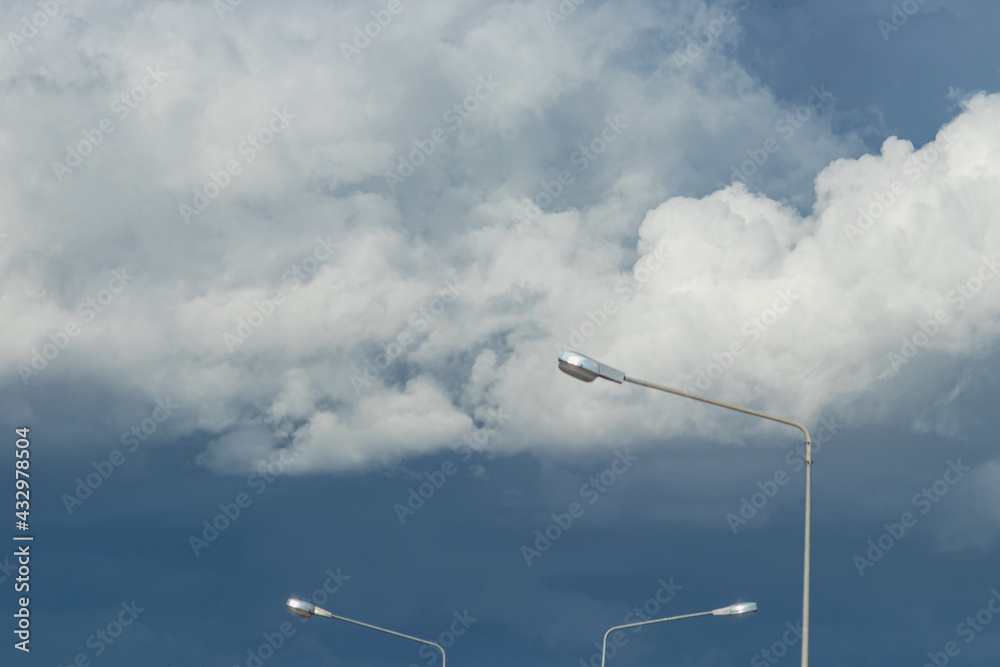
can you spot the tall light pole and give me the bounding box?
[601,602,757,667]
[286,598,446,667]
[558,351,812,667]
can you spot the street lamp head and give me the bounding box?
[712,602,758,618]
[558,351,625,384]
[286,598,316,618]
[284,599,443,666]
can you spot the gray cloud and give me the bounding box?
[3,1,998,503]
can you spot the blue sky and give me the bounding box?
[3,0,1000,665]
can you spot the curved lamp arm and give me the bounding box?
[286,598,446,667]
[600,602,758,667]
[558,351,812,667]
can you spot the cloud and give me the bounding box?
[2,0,999,478]
[492,94,1000,449]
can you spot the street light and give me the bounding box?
[286,598,446,667]
[600,602,757,667]
[558,351,812,667]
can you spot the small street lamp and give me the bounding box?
[559,350,812,667]
[286,598,446,667]
[601,602,758,667]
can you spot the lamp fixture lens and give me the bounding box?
[286,598,315,619]
[558,351,600,382]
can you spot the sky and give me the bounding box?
[2,0,1000,665]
